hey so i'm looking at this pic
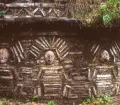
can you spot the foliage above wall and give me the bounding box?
[74,0,120,26]
[100,0,120,25]
[0,0,120,28]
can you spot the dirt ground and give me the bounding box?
[0,96,120,105]
[0,101,48,105]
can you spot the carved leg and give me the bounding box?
[33,86,42,97]
[112,83,120,95]
[14,84,27,97]
[63,85,73,98]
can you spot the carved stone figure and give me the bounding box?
[29,37,73,98]
[32,50,72,98]
[88,49,119,97]
[0,48,19,96]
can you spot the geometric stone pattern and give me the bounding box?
[0,35,120,101]
[0,3,68,18]
[0,0,105,19]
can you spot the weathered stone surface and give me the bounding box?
[0,31,119,105]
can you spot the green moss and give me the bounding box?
[81,95,112,105]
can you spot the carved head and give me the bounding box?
[100,50,110,62]
[0,48,10,64]
[44,51,55,65]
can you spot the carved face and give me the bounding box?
[0,48,9,64]
[101,50,110,62]
[45,51,55,65]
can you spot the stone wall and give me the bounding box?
[0,32,120,103]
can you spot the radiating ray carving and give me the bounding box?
[10,41,25,62]
[30,37,69,60]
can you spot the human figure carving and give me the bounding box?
[0,48,19,96]
[33,50,72,98]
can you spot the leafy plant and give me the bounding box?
[73,0,120,26]
[80,95,112,105]
[0,102,2,105]
[2,98,6,102]
[48,100,55,105]
[2,98,8,105]
[99,0,120,25]
[0,11,4,18]
[32,96,39,102]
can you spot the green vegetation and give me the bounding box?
[32,96,39,102]
[0,11,4,18]
[48,100,55,105]
[2,98,6,102]
[74,0,120,25]
[80,95,112,105]
[0,98,8,105]
[100,0,120,25]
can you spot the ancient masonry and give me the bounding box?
[0,0,120,103]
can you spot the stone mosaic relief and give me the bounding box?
[0,1,68,18]
[0,48,19,96]
[30,37,72,98]
[9,36,74,98]
[86,40,120,97]
[86,40,120,63]
[0,36,120,99]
